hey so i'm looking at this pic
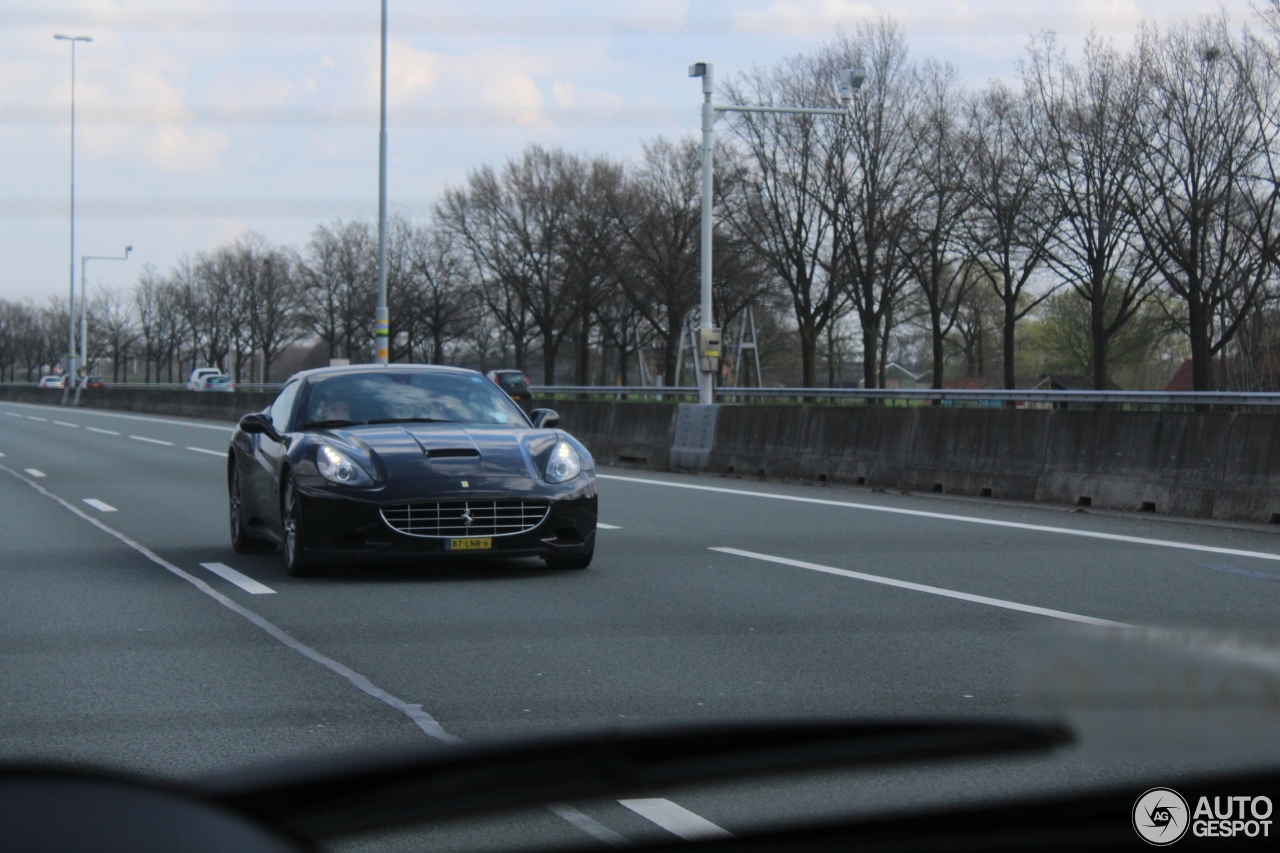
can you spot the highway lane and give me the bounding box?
[4,399,1280,848]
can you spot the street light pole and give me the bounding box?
[688,62,864,404]
[78,246,133,390]
[54,33,92,394]
[374,0,389,365]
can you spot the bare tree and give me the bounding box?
[827,19,919,390]
[963,78,1057,389]
[903,59,973,388]
[1023,31,1154,390]
[1130,16,1274,390]
[92,288,138,382]
[598,137,703,385]
[721,52,852,388]
[406,219,475,365]
[299,220,377,362]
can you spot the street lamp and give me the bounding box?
[77,246,133,394]
[53,33,92,396]
[688,62,864,404]
[374,0,389,365]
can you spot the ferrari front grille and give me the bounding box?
[380,499,550,538]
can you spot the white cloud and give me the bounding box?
[730,0,1252,36]
[551,80,624,116]
[305,56,337,93]
[615,0,690,33]
[140,125,230,173]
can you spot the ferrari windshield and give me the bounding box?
[303,370,528,428]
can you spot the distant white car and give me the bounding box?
[37,375,67,389]
[187,368,224,391]
[197,374,235,392]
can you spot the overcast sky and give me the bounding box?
[0,0,1260,303]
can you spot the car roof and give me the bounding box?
[287,363,483,384]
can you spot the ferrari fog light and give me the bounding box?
[545,441,582,484]
[317,444,372,486]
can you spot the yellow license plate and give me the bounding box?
[447,537,492,551]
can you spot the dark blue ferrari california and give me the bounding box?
[228,364,597,576]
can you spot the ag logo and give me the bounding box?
[1134,787,1190,845]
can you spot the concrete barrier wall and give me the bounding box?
[548,400,678,471]
[701,403,1280,524]
[6,384,1279,523]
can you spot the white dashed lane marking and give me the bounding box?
[129,435,174,446]
[82,499,117,513]
[23,469,46,478]
[199,562,276,595]
[597,523,620,529]
[86,427,120,435]
[53,421,79,428]
[186,446,225,457]
[618,799,733,841]
[3,412,21,418]
[25,416,47,422]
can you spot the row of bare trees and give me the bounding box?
[5,11,1280,390]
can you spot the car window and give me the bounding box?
[268,380,300,433]
[304,371,528,427]
[497,373,527,390]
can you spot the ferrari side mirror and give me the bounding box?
[530,408,560,429]
[239,412,282,442]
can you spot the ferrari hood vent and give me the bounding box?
[426,448,481,459]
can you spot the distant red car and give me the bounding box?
[84,375,106,389]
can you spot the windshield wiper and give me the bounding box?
[365,417,452,424]
[301,419,363,429]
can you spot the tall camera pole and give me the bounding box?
[374,0,389,365]
[687,62,864,404]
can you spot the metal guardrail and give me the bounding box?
[7,381,1280,407]
[530,385,1280,407]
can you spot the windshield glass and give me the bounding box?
[304,370,528,427]
[496,372,527,390]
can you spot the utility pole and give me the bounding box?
[374,0,389,364]
[687,62,864,404]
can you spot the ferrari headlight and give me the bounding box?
[545,441,582,484]
[316,444,373,486]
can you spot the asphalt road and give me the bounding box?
[4,399,1280,850]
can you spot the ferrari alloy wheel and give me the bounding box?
[229,465,257,554]
[281,473,315,577]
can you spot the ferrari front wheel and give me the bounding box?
[281,473,316,578]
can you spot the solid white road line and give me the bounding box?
[0,461,458,744]
[129,435,174,446]
[186,446,225,457]
[85,427,120,435]
[597,523,621,529]
[199,562,276,595]
[600,474,1280,563]
[82,499,117,513]
[546,804,631,847]
[618,799,733,841]
[2,462,633,844]
[712,547,1134,629]
[23,468,45,478]
[52,420,79,428]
